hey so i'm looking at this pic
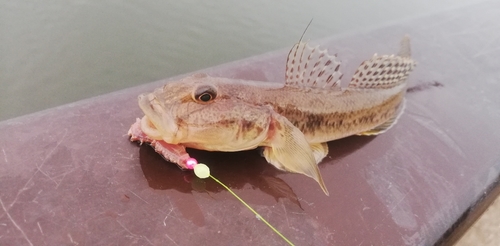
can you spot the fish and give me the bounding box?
[128,36,416,195]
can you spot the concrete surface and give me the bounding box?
[1,1,500,245]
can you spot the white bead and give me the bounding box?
[194,163,210,179]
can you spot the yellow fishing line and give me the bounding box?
[189,161,294,246]
[209,175,294,246]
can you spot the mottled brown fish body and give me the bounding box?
[220,81,407,143]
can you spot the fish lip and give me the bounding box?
[138,93,180,143]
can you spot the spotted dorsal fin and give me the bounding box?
[349,36,416,89]
[285,42,342,90]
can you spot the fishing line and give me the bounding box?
[185,158,294,246]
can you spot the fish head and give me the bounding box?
[138,73,270,149]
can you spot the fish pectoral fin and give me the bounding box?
[357,99,406,136]
[285,41,342,90]
[262,113,329,195]
[310,142,329,163]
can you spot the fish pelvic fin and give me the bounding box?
[263,111,329,195]
[285,41,342,90]
[349,36,416,89]
[310,142,329,163]
[357,99,406,136]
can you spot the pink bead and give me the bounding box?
[185,158,198,169]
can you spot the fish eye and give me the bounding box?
[193,85,217,103]
[198,92,213,102]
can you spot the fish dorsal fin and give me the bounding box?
[349,36,416,89]
[398,35,412,58]
[285,41,342,90]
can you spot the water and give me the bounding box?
[0,0,477,121]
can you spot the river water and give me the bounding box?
[0,0,477,121]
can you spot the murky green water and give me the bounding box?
[0,0,475,121]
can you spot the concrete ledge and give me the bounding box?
[1,1,500,245]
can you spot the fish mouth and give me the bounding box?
[138,93,180,143]
[139,115,163,140]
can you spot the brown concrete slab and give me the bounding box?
[1,1,500,245]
